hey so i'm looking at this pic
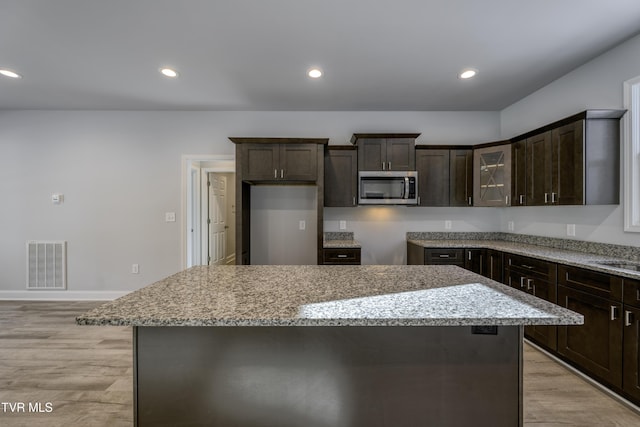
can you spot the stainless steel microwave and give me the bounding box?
[358,171,418,205]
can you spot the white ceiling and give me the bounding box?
[2,0,640,111]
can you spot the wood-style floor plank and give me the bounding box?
[1,301,639,426]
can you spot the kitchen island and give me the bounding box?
[77,265,582,427]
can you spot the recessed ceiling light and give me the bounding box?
[308,68,322,79]
[160,67,179,78]
[0,69,22,79]
[459,68,477,79]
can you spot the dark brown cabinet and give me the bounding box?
[324,147,357,207]
[473,143,512,207]
[464,248,484,274]
[524,123,583,206]
[511,139,527,206]
[511,110,624,206]
[415,148,449,206]
[485,249,504,283]
[352,133,418,171]
[242,143,318,182]
[322,248,361,265]
[505,254,558,350]
[415,147,473,207]
[557,265,623,388]
[623,279,640,401]
[450,149,474,206]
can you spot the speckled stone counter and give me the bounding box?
[323,231,361,248]
[77,265,581,327]
[407,238,640,280]
[79,264,580,426]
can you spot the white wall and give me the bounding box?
[0,110,499,297]
[250,186,317,265]
[499,32,640,247]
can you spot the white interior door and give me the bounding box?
[208,173,227,265]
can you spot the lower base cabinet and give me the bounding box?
[406,243,640,406]
[557,285,623,388]
[623,279,640,401]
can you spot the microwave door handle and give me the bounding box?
[403,177,409,199]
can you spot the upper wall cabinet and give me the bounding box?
[232,140,323,182]
[324,146,358,207]
[473,142,512,207]
[352,133,419,171]
[510,110,625,206]
[416,147,473,207]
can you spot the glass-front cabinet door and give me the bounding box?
[473,143,512,207]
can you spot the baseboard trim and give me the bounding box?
[0,290,129,301]
[525,339,640,415]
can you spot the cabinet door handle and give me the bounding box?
[281,169,284,179]
[544,193,549,204]
[353,197,356,206]
[388,161,391,170]
[527,279,533,291]
[625,310,634,327]
[519,194,524,205]
[274,169,277,178]
[505,195,509,205]
[468,251,471,261]
[611,305,619,321]
[337,254,348,258]
[439,254,450,258]
[520,277,526,288]
[468,196,472,206]
[551,192,557,203]
[418,196,421,205]
[382,162,385,170]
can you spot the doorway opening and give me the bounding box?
[182,155,235,269]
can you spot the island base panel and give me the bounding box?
[134,326,522,427]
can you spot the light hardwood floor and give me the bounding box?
[1,301,639,427]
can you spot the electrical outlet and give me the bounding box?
[508,221,514,232]
[165,212,176,222]
[299,220,306,230]
[339,220,347,230]
[567,224,576,237]
[445,220,452,230]
[131,264,139,274]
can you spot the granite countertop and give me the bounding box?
[407,239,640,280]
[76,265,582,327]
[323,231,361,248]
[323,239,361,249]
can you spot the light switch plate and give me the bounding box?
[165,212,176,222]
[339,220,347,230]
[567,224,576,236]
[508,221,514,231]
[299,220,306,230]
[445,220,452,230]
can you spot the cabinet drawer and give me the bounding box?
[505,254,557,280]
[323,248,361,265]
[558,265,623,302]
[624,278,640,309]
[424,248,465,265]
